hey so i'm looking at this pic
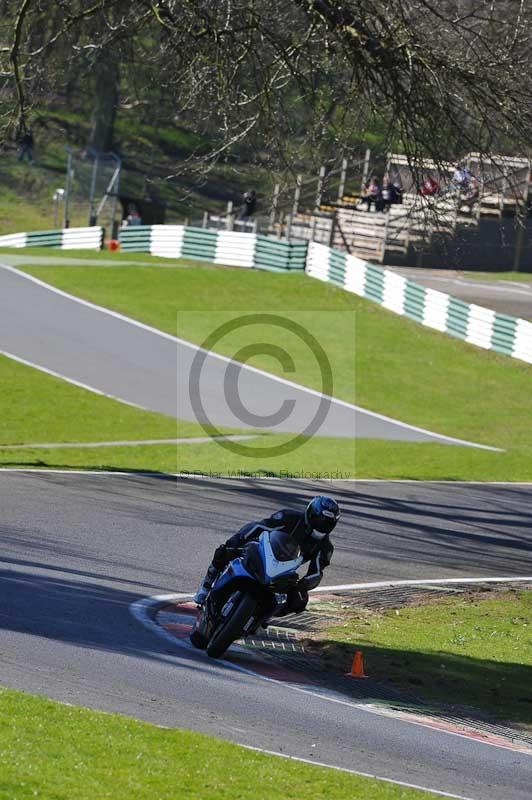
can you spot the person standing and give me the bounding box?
[17,129,34,164]
[240,189,257,218]
[358,177,382,211]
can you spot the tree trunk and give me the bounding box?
[89,52,119,153]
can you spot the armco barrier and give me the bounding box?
[306,242,532,365]
[254,236,307,271]
[119,226,306,271]
[0,226,104,250]
[0,232,26,248]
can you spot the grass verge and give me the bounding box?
[12,258,532,480]
[0,351,356,476]
[0,353,234,449]
[0,246,211,266]
[2,344,500,479]
[0,687,441,800]
[0,108,280,233]
[464,271,532,282]
[312,590,532,727]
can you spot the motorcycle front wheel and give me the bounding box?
[206,592,257,659]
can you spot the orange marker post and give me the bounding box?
[345,650,367,679]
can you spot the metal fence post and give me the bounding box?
[293,175,302,217]
[338,158,348,201]
[88,154,99,226]
[277,212,283,239]
[328,214,336,247]
[270,183,280,230]
[63,148,73,229]
[286,212,293,240]
[513,169,531,271]
[382,209,391,262]
[361,147,371,192]
[226,201,234,230]
[109,157,120,238]
[315,165,326,210]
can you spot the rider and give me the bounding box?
[193,495,340,616]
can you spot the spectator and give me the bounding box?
[381,175,400,210]
[465,174,480,203]
[17,128,34,164]
[419,176,440,197]
[452,163,471,191]
[358,177,382,211]
[392,178,403,204]
[240,189,257,218]
[126,204,142,226]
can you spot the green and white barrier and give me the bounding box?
[9,219,520,364]
[0,232,26,247]
[254,236,307,271]
[119,225,306,271]
[0,226,104,250]
[306,242,532,365]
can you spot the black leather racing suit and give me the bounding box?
[210,508,334,615]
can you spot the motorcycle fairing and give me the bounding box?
[211,557,255,595]
[259,531,303,579]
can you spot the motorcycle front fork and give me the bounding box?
[243,592,287,634]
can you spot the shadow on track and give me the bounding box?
[0,564,239,684]
[8,469,532,578]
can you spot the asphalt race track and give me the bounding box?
[0,261,492,447]
[389,268,532,321]
[1,470,531,799]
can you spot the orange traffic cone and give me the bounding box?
[345,650,367,679]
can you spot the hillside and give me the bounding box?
[0,106,278,235]
[10,254,532,480]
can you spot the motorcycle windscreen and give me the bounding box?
[260,531,303,580]
[268,529,301,561]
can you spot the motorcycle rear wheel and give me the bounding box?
[206,592,256,658]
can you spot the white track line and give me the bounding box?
[240,745,477,800]
[0,261,501,452]
[312,576,532,592]
[2,467,532,485]
[130,591,530,764]
[134,594,478,799]
[0,435,254,450]
[0,349,151,412]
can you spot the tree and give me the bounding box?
[2,1,532,176]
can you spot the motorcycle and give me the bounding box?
[190,528,304,658]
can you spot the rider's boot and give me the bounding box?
[193,564,219,605]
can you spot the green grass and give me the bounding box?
[0,246,208,266]
[14,259,532,480]
[0,433,356,476]
[314,590,532,726]
[0,180,87,233]
[0,352,229,448]
[0,106,282,234]
[0,435,517,481]
[0,153,90,233]
[464,271,532,282]
[0,688,440,800]
[0,351,355,476]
